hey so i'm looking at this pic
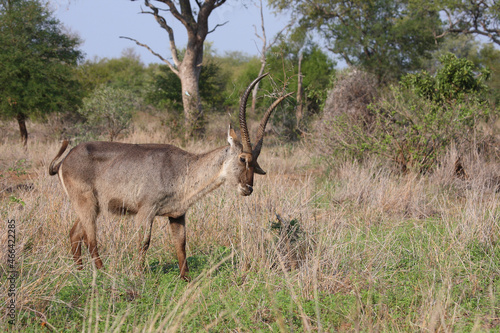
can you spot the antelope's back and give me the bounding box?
[61,141,194,201]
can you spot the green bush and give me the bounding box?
[77,85,140,141]
[318,54,495,172]
[375,53,491,171]
[369,85,490,172]
[403,53,490,104]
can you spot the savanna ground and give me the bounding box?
[1,114,500,332]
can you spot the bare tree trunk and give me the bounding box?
[123,0,227,139]
[16,112,28,147]
[180,45,204,137]
[296,52,304,128]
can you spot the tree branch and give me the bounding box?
[213,0,226,9]
[154,0,189,28]
[207,20,229,34]
[269,21,292,49]
[119,36,179,76]
[253,0,291,57]
[143,0,181,67]
[437,1,500,46]
[197,0,224,36]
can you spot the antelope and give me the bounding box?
[49,73,291,280]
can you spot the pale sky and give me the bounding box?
[53,0,292,64]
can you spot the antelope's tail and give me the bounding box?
[49,140,69,176]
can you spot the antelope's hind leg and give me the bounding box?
[70,219,84,269]
[169,215,189,281]
[70,191,103,269]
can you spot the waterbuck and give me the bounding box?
[49,73,291,280]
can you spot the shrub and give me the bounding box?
[403,53,490,105]
[372,53,492,172]
[312,68,378,163]
[369,86,491,172]
[77,85,140,141]
[314,54,495,172]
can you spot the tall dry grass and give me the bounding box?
[1,116,500,331]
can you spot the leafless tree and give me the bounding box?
[122,0,228,138]
[251,0,290,114]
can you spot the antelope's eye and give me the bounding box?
[239,157,246,163]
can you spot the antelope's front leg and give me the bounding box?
[136,208,156,270]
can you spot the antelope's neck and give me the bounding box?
[182,145,230,208]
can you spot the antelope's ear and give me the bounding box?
[227,125,238,147]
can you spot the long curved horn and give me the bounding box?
[252,92,294,159]
[239,72,269,153]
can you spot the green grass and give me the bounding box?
[4,214,500,332]
[9,251,323,332]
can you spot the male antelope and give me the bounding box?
[49,73,291,280]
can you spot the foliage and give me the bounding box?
[262,42,335,139]
[221,56,262,109]
[317,54,494,172]
[77,86,140,141]
[146,58,226,113]
[0,0,82,121]
[422,35,500,106]
[477,43,500,105]
[402,53,490,105]
[216,50,256,86]
[146,65,183,112]
[269,0,441,82]
[436,0,500,45]
[266,42,335,113]
[147,44,252,114]
[300,45,336,111]
[378,54,492,171]
[77,49,148,97]
[422,35,482,74]
[370,87,489,172]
